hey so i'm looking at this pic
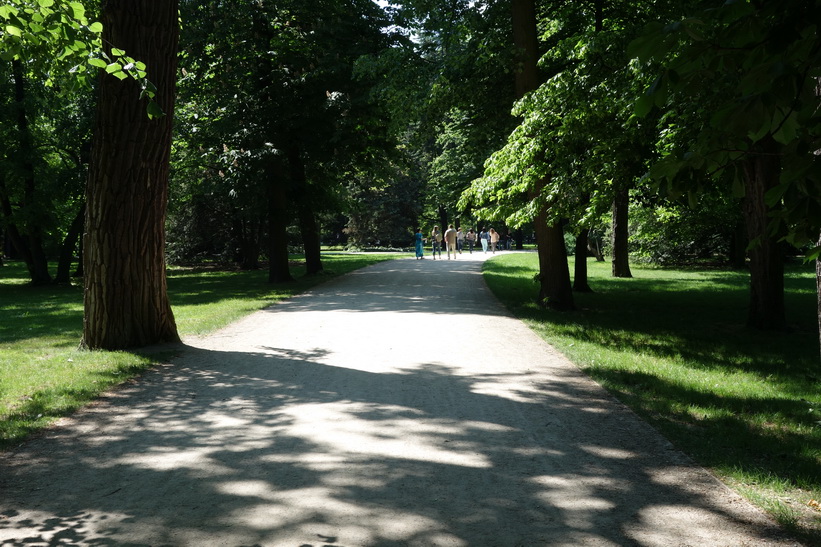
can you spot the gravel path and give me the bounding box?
[0,253,801,546]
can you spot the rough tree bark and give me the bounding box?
[512,0,574,310]
[82,0,180,349]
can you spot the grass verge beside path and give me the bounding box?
[0,253,402,451]
[483,252,821,543]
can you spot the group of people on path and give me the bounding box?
[414,225,502,260]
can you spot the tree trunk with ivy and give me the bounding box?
[82,0,180,349]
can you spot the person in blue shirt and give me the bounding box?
[414,228,425,259]
[479,228,489,253]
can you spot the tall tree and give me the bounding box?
[631,0,821,331]
[82,0,180,349]
[511,0,573,309]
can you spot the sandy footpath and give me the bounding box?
[0,253,802,546]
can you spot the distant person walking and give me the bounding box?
[444,224,458,260]
[466,229,476,253]
[431,225,442,259]
[489,228,500,253]
[479,228,489,253]
[414,228,424,259]
[456,227,465,253]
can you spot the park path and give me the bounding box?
[0,253,801,546]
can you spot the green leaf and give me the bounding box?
[146,101,165,120]
[105,62,122,74]
[764,181,790,207]
[635,93,654,117]
[88,21,102,33]
[772,111,799,145]
[68,2,84,20]
[37,0,54,7]
[5,24,22,36]
[110,47,126,57]
[88,57,106,68]
[731,168,745,198]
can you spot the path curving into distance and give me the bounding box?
[0,253,801,546]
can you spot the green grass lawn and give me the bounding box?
[0,253,401,450]
[483,252,821,541]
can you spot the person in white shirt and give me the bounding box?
[443,224,458,260]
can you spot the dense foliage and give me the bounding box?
[1,0,819,341]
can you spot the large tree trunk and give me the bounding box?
[611,185,633,278]
[11,59,51,285]
[54,204,84,285]
[535,214,574,309]
[741,137,785,330]
[82,0,180,349]
[513,0,574,309]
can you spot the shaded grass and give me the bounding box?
[483,253,821,541]
[0,254,402,449]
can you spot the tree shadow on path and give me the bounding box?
[0,258,798,546]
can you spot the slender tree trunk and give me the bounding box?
[0,173,29,264]
[74,229,84,278]
[611,185,633,278]
[740,137,785,330]
[82,0,180,349]
[234,217,261,270]
[438,204,448,233]
[267,161,294,283]
[54,204,84,284]
[816,232,821,361]
[729,220,747,269]
[288,145,323,275]
[11,59,51,285]
[512,0,574,309]
[297,202,322,275]
[574,228,593,292]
